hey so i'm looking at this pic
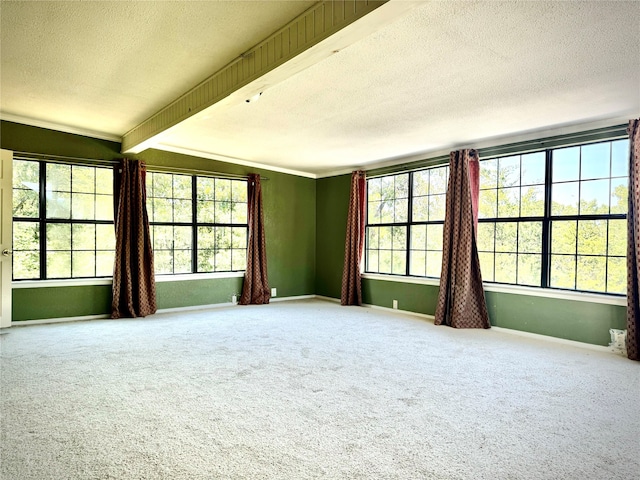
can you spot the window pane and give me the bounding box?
[495,222,517,253]
[72,192,95,220]
[72,251,95,277]
[581,142,610,180]
[96,224,115,250]
[379,227,392,249]
[197,200,215,223]
[394,198,408,223]
[367,227,379,250]
[494,253,516,283]
[173,175,191,198]
[231,202,247,224]
[13,252,40,280]
[425,251,442,277]
[610,178,627,214]
[231,180,247,203]
[367,250,379,273]
[47,251,71,278]
[214,202,232,224]
[607,257,626,294]
[153,173,172,197]
[611,139,628,177]
[480,159,497,190]
[579,179,609,215]
[95,168,113,195]
[175,226,192,250]
[551,182,579,216]
[47,224,71,250]
[215,179,232,200]
[152,198,173,222]
[47,191,71,218]
[411,225,426,250]
[517,254,541,286]
[551,221,577,255]
[232,250,246,271]
[428,194,446,221]
[409,250,426,276]
[576,255,606,292]
[378,250,392,274]
[478,189,497,218]
[577,220,606,256]
[154,250,173,274]
[368,178,381,202]
[197,177,215,200]
[552,147,580,182]
[395,174,409,198]
[174,199,192,223]
[95,194,113,221]
[429,168,448,195]
[73,166,95,193]
[550,254,576,289]
[478,252,494,282]
[198,226,215,249]
[13,221,39,251]
[392,226,406,250]
[96,251,114,277]
[498,156,520,188]
[413,171,429,196]
[198,249,214,272]
[72,224,95,250]
[392,251,406,275]
[497,187,519,217]
[520,186,544,217]
[426,224,443,250]
[608,220,626,256]
[47,164,71,191]
[13,160,39,188]
[412,196,428,222]
[477,222,495,252]
[13,188,39,218]
[521,152,545,185]
[518,222,542,253]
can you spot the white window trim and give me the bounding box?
[12,271,245,289]
[361,273,626,306]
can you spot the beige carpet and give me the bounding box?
[1,299,638,479]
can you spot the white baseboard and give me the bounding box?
[13,313,110,326]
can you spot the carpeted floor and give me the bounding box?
[1,299,638,479]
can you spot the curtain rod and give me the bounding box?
[11,151,268,181]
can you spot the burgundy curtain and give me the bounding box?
[111,159,157,318]
[239,174,270,305]
[435,150,490,328]
[341,171,366,305]
[626,119,640,360]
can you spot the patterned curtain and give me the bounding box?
[341,171,366,305]
[626,119,640,360]
[435,150,490,328]
[111,159,157,318]
[239,174,270,305]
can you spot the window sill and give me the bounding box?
[12,271,245,289]
[361,273,626,306]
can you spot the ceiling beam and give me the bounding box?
[122,0,395,154]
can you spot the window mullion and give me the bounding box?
[39,161,47,280]
[406,172,413,276]
[541,149,553,288]
[192,175,198,273]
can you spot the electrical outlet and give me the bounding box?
[271,287,277,297]
[232,295,237,304]
[393,299,398,309]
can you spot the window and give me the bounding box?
[365,165,449,277]
[12,161,249,281]
[364,138,628,296]
[146,172,248,275]
[12,160,115,280]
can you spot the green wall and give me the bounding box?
[316,174,350,298]
[3,121,316,320]
[316,173,627,347]
[2,120,627,347]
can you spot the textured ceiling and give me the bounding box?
[1,1,639,178]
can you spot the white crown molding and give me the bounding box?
[0,112,122,143]
[155,143,318,179]
[315,117,633,179]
